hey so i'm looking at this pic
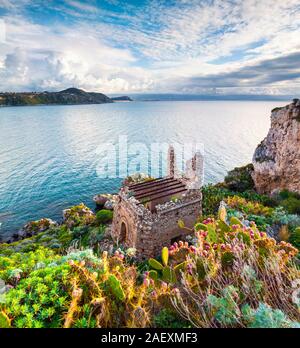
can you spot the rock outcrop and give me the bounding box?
[63,203,95,229]
[252,99,300,195]
[5,218,58,243]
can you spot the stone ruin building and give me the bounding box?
[111,147,203,259]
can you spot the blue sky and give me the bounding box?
[0,0,299,94]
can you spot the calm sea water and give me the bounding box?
[0,100,289,238]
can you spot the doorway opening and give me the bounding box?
[120,221,127,243]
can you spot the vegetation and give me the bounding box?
[0,170,299,328]
[0,88,112,106]
[96,210,113,224]
[223,164,255,192]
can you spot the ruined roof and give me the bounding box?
[128,177,187,204]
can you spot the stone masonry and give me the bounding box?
[111,148,203,259]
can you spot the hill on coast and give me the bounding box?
[0,88,131,106]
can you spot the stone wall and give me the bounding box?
[111,188,202,259]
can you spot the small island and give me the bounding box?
[110,96,133,102]
[0,88,132,106]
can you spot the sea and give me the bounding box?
[0,99,289,237]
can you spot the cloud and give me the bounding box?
[64,0,98,13]
[0,0,299,94]
[0,17,154,92]
[179,52,300,89]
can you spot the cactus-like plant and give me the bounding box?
[206,224,218,244]
[162,267,176,283]
[230,216,243,227]
[194,223,208,231]
[148,258,164,270]
[218,202,227,222]
[64,281,83,328]
[107,274,126,302]
[148,247,187,283]
[161,247,169,266]
[149,270,158,281]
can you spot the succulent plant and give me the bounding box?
[0,311,11,328]
[107,274,126,302]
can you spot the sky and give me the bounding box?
[0,0,299,95]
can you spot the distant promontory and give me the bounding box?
[0,88,132,106]
[110,96,133,101]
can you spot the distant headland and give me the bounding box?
[0,87,132,106]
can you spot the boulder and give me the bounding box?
[93,194,108,208]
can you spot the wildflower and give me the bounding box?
[143,278,150,287]
[151,291,157,298]
[161,282,168,291]
[172,288,180,296]
[119,254,125,260]
[187,263,193,275]
[72,288,83,298]
[126,248,136,257]
[189,246,197,253]
[204,243,210,250]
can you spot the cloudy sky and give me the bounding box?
[0,0,299,95]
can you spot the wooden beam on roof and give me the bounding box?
[134,181,185,199]
[132,178,180,193]
[128,178,173,190]
[128,177,170,189]
[137,187,187,204]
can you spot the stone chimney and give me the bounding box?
[167,145,176,177]
[184,151,204,189]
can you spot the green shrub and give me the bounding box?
[280,197,300,215]
[0,247,59,283]
[96,210,113,224]
[202,185,233,215]
[153,309,189,328]
[277,190,300,214]
[207,286,241,326]
[243,303,300,328]
[290,227,300,250]
[224,164,255,192]
[5,264,71,328]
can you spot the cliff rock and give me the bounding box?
[252,99,300,195]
